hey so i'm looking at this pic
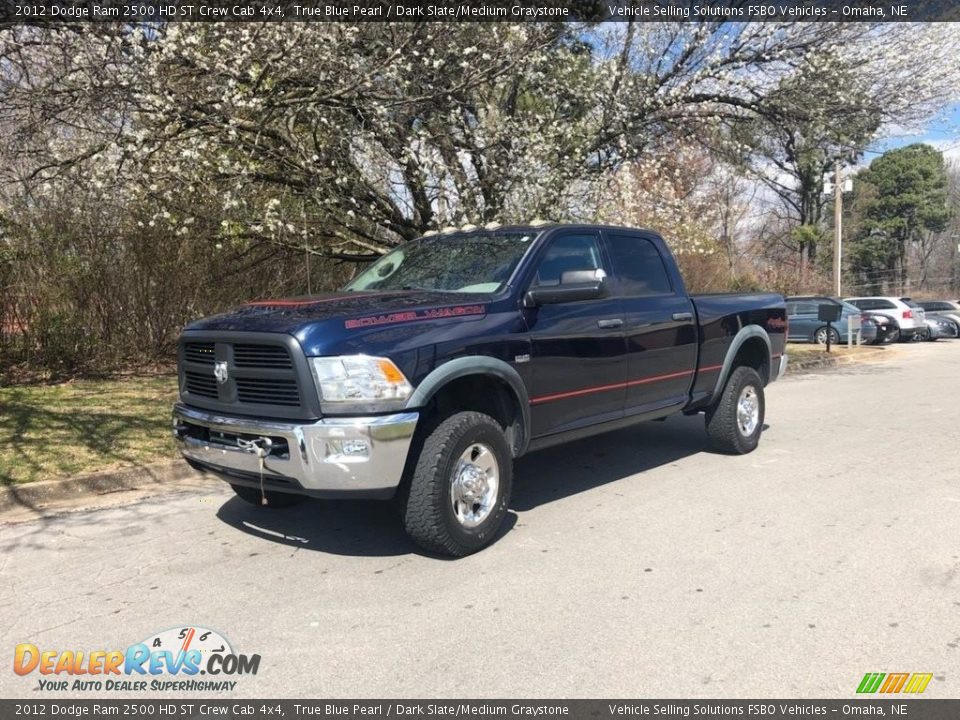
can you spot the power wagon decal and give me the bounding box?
[345,304,486,329]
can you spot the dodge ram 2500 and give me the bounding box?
[173,223,788,556]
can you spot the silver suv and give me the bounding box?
[843,296,926,341]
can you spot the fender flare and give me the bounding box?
[405,356,531,456]
[710,325,773,400]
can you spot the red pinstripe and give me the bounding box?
[530,364,724,406]
[245,295,356,307]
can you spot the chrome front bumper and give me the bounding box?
[172,404,418,498]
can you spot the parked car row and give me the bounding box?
[786,296,960,345]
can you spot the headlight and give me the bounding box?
[309,355,413,403]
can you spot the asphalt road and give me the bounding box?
[2,342,958,699]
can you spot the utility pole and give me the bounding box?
[833,160,843,297]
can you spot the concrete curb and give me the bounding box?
[0,460,202,515]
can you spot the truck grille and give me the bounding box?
[184,370,219,399]
[178,336,314,419]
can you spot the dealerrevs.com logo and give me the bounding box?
[13,626,260,693]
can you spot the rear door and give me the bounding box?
[523,229,627,437]
[604,230,698,417]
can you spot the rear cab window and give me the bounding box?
[605,234,673,296]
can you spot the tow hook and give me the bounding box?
[237,437,273,506]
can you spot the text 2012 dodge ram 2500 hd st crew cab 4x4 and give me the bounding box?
[173,223,787,556]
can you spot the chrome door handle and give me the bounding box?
[672,312,694,322]
[597,318,624,329]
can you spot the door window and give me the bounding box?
[607,235,673,296]
[532,233,605,287]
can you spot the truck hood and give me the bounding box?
[184,290,491,355]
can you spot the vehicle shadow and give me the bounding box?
[512,413,709,511]
[215,413,718,558]
[216,495,416,557]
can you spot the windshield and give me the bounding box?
[345,232,536,294]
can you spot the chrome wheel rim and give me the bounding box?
[450,443,499,528]
[737,386,760,437]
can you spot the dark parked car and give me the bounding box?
[786,296,877,344]
[921,314,959,341]
[916,300,960,330]
[173,223,787,556]
[899,300,957,340]
[866,313,901,344]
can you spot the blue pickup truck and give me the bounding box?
[173,223,787,556]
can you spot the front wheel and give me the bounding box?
[403,411,513,557]
[705,366,765,455]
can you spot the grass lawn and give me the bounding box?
[0,374,179,485]
[786,341,894,366]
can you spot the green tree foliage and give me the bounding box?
[848,144,951,293]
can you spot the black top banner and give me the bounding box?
[2,0,959,23]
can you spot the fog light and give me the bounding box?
[324,439,371,463]
[341,439,370,456]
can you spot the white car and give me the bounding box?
[843,296,926,341]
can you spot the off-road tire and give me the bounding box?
[403,411,512,557]
[230,483,306,508]
[704,366,765,455]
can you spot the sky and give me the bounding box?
[868,102,960,165]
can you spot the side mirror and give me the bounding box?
[524,269,606,307]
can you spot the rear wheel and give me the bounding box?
[402,411,512,557]
[705,366,765,455]
[230,483,306,508]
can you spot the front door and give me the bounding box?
[522,230,627,438]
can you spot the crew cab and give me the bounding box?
[173,224,788,556]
